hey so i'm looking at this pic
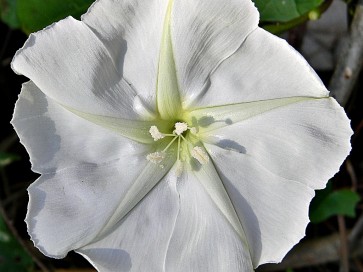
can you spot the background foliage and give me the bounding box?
[0,0,329,34]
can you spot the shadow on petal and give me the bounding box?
[195,116,234,130]
[25,186,46,252]
[89,36,128,93]
[12,82,61,173]
[198,116,215,127]
[25,33,36,47]
[190,157,202,172]
[80,248,132,272]
[218,171,262,267]
[215,139,246,154]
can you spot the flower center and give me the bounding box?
[146,122,209,175]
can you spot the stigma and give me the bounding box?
[173,122,188,135]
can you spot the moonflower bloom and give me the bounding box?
[11,0,352,271]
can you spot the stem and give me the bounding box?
[338,215,349,272]
[0,204,49,272]
[329,0,363,106]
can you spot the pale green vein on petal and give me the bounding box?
[186,96,324,134]
[63,105,171,144]
[96,155,176,240]
[156,0,182,120]
[189,149,250,250]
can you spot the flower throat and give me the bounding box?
[146,122,209,175]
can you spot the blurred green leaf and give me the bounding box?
[16,0,94,34]
[1,0,331,36]
[310,184,360,223]
[254,0,324,22]
[0,152,20,167]
[0,215,34,272]
[0,0,20,28]
[260,0,333,34]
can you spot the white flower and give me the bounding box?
[11,0,352,271]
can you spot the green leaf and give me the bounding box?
[253,0,324,22]
[0,152,20,167]
[0,215,34,272]
[310,186,361,223]
[16,0,94,34]
[0,0,20,28]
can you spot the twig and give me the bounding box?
[346,159,358,191]
[353,259,363,272]
[0,167,11,197]
[2,189,26,207]
[329,0,363,106]
[349,214,363,248]
[338,215,349,272]
[354,119,363,138]
[0,133,18,152]
[0,203,49,272]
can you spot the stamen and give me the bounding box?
[148,122,208,168]
[191,146,209,165]
[162,136,178,152]
[174,122,188,135]
[149,126,165,141]
[175,159,183,177]
[180,134,192,145]
[146,151,166,164]
[177,136,181,161]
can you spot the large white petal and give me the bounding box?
[200,98,352,266]
[205,145,315,267]
[12,17,144,119]
[192,28,329,108]
[201,98,352,189]
[171,0,259,107]
[25,158,173,258]
[11,81,155,173]
[77,169,180,272]
[12,82,174,257]
[82,0,259,111]
[165,168,253,272]
[82,0,169,113]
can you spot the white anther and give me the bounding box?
[146,151,166,164]
[149,126,164,141]
[174,122,188,135]
[191,146,209,165]
[190,127,197,134]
